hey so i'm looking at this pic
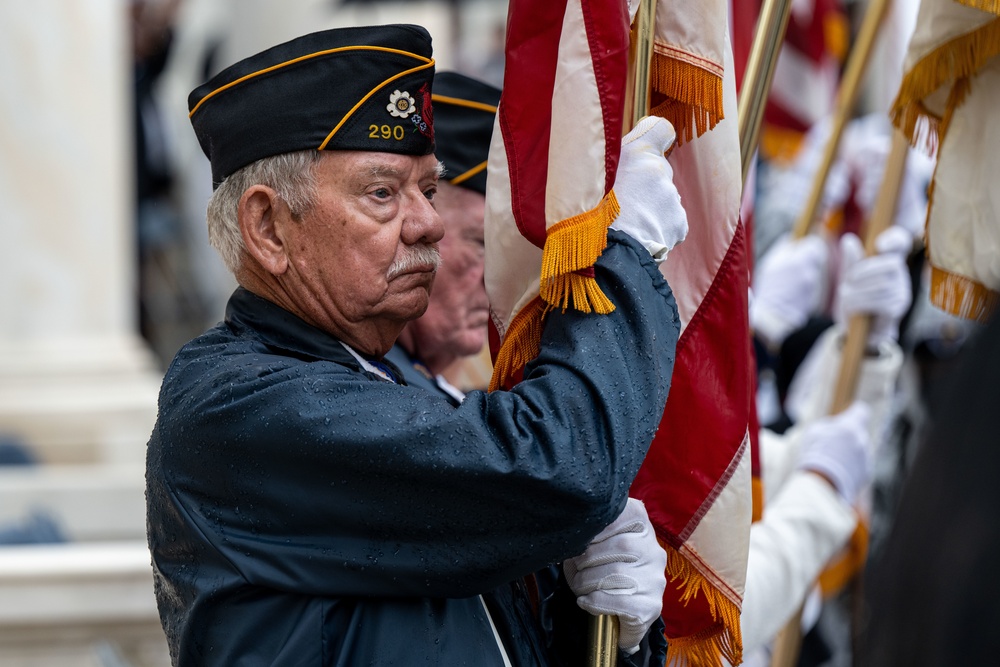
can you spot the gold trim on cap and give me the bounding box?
[318,60,436,149]
[189,46,433,118]
[431,94,498,114]
[449,160,488,185]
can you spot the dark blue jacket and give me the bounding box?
[146,232,678,665]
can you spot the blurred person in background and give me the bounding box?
[385,71,496,402]
[738,220,913,666]
[132,0,213,366]
[861,308,1000,666]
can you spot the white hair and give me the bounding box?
[205,150,323,274]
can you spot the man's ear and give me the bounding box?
[238,185,289,275]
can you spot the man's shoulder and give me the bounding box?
[161,322,359,400]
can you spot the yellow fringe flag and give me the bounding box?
[889,0,1000,322]
[483,0,630,394]
[650,0,727,144]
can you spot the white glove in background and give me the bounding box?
[796,401,872,503]
[627,0,640,22]
[749,234,830,349]
[834,227,913,348]
[610,116,689,264]
[563,498,667,655]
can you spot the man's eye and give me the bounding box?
[423,187,436,201]
[372,187,391,199]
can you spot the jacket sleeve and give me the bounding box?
[784,327,904,444]
[740,471,857,653]
[150,231,679,599]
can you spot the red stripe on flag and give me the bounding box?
[580,0,629,193]
[500,0,568,248]
[731,0,762,93]
[784,0,843,63]
[764,98,814,134]
[631,219,751,545]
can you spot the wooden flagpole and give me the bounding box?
[588,1,656,665]
[829,130,910,412]
[790,0,894,240]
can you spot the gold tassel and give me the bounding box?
[819,521,869,598]
[751,476,765,523]
[649,48,725,145]
[929,264,1000,323]
[662,543,744,667]
[539,191,619,315]
[488,297,546,392]
[491,192,620,392]
[890,18,1000,150]
[824,10,850,63]
[759,125,808,164]
[666,624,740,667]
[956,0,1000,14]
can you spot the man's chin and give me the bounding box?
[454,329,487,357]
[384,285,433,322]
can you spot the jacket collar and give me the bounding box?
[224,287,360,368]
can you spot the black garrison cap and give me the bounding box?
[431,72,500,195]
[188,24,437,187]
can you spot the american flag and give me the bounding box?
[484,1,752,664]
[631,2,752,663]
[761,0,847,163]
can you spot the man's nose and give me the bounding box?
[401,193,444,245]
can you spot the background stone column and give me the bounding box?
[0,1,162,464]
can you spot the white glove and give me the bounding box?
[834,227,912,348]
[750,234,830,349]
[563,498,667,655]
[796,401,872,503]
[610,116,688,264]
[628,0,641,22]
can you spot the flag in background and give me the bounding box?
[890,0,1000,322]
[761,0,848,163]
[631,2,753,663]
[731,0,763,94]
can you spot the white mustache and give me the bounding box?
[387,244,441,280]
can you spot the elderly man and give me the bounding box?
[146,25,685,666]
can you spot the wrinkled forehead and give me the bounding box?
[315,150,444,185]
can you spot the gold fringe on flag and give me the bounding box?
[489,191,621,392]
[824,10,851,62]
[929,264,1000,322]
[649,48,725,145]
[759,125,808,164]
[889,17,1000,152]
[819,521,869,597]
[956,0,1000,15]
[662,543,743,667]
[488,296,547,392]
[751,476,765,523]
[890,22,1000,322]
[539,190,619,314]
